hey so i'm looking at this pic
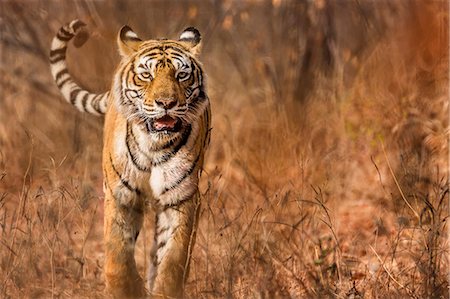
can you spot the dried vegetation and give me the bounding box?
[0,1,448,298]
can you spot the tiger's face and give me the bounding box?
[114,26,206,136]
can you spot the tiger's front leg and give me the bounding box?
[149,193,201,299]
[103,162,147,298]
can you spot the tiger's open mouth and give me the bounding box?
[147,115,182,133]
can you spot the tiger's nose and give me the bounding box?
[155,98,177,109]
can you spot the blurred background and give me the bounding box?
[0,1,448,298]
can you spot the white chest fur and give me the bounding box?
[149,125,201,206]
[149,151,198,206]
[150,166,165,197]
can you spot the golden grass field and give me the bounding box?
[0,1,448,298]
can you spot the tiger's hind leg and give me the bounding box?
[103,182,146,298]
[149,193,201,299]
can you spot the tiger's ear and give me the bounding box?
[179,27,202,56]
[118,25,142,57]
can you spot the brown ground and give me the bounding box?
[0,1,448,298]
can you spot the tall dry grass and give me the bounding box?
[0,1,448,298]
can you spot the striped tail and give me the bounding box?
[49,20,108,115]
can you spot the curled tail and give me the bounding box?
[50,19,108,116]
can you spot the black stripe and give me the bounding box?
[187,95,201,110]
[132,73,144,87]
[197,66,203,83]
[122,66,134,105]
[204,115,211,148]
[127,62,143,87]
[154,215,159,236]
[170,125,192,154]
[56,31,73,41]
[57,26,74,38]
[161,147,202,195]
[171,57,186,68]
[159,135,183,150]
[154,44,187,55]
[204,103,209,125]
[157,241,167,249]
[191,91,207,105]
[56,77,71,89]
[142,52,162,60]
[187,74,195,87]
[140,42,188,54]
[190,64,198,86]
[92,94,101,112]
[135,231,140,242]
[81,92,89,111]
[150,129,188,151]
[126,138,152,172]
[129,124,155,156]
[49,47,67,57]
[162,188,197,211]
[70,88,82,105]
[198,90,206,100]
[125,122,152,172]
[156,225,169,235]
[193,63,203,80]
[49,55,66,64]
[119,92,130,106]
[109,155,141,195]
[149,149,172,166]
[142,49,163,56]
[152,125,192,166]
[164,44,189,51]
[55,69,69,82]
[59,27,73,37]
[155,60,163,68]
[169,52,185,60]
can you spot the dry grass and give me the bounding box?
[0,1,448,298]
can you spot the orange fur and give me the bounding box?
[50,21,211,298]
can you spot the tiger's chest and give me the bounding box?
[111,119,201,207]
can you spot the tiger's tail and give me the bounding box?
[49,19,108,115]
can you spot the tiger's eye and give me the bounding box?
[177,71,189,80]
[140,72,152,80]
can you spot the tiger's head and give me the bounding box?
[114,25,207,136]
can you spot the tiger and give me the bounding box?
[49,20,211,299]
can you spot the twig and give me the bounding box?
[380,139,420,220]
[369,245,417,298]
[1,129,33,294]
